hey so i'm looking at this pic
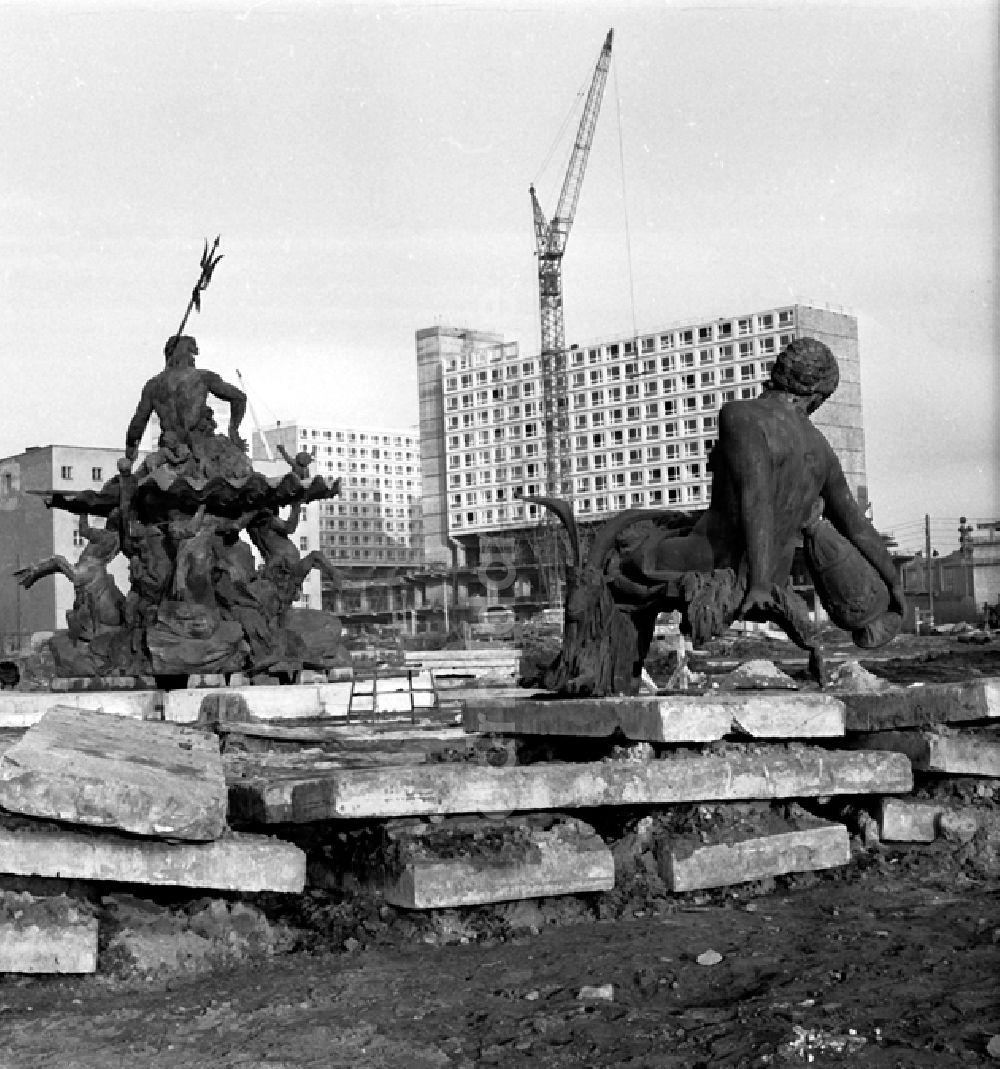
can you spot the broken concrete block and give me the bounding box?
[381,815,614,908]
[878,797,942,842]
[0,892,97,973]
[0,689,162,729]
[0,816,305,892]
[843,679,1000,732]
[463,693,845,743]
[228,746,912,823]
[0,706,227,841]
[663,816,850,892]
[852,727,1000,776]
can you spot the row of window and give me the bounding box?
[444,385,763,436]
[450,482,710,529]
[299,429,415,448]
[57,465,105,482]
[307,443,417,463]
[442,310,796,377]
[444,344,787,396]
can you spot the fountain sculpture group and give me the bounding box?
[16,247,345,684]
[15,242,903,695]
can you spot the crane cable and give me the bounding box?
[613,57,639,351]
[531,49,603,193]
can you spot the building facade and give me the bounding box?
[252,421,424,620]
[417,304,867,557]
[0,446,133,646]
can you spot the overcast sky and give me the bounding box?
[1,0,996,553]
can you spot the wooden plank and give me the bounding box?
[664,821,850,892]
[842,679,1000,732]
[383,816,613,908]
[0,706,227,841]
[0,893,97,973]
[227,746,912,823]
[853,727,1000,776]
[0,690,162,729]
[463,693,845,742]
[0,817,305,892]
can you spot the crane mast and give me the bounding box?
[531,28,613,501]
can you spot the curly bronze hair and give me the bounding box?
[770,337,839,399]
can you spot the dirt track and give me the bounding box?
[2,851,998,1068]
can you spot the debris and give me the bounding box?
[716,659,798,690]
[577,984,614,1000]
[828,659,893,693]
[696,949,723,966]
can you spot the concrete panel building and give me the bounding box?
[252,421,424,620]
[414,303,868,611]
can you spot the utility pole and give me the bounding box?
[925,513,934,627]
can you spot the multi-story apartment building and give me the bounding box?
[252,421,424,618]
[0,445,135,645]
[417,303,867,574]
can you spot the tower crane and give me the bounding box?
[530,28,613,503]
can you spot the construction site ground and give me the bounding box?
[2,634,999,1068]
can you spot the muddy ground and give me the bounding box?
[1,636,998,1068]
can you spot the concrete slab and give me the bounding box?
[0,892,97,973]
[217,719,475,757]
[843,679,1000,732]
[853,727,1000,776]
[0,706,227,840]
[663,819,851,892]
[463,693,845,742]
[878,798,943,842]
[227,746,912,823]
[0,689,162,729]
[0,817,305,892]
[382,816,613,908]
[163,682,356,724]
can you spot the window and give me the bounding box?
[758,313,774,330]
[91,467,102,482]
[299,536,309,551]
[60,465,73,480]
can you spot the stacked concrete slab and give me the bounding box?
[840,678,1000,845]
[223,684,913,905]
[0,706,306,972]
